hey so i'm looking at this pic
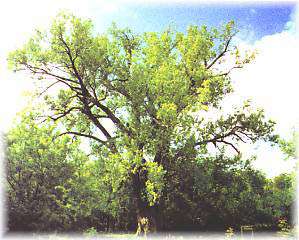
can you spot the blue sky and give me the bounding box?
[90,2,296,42]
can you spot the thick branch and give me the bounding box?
[57,32,118,147]
[95,101,133,137]
[81,105,113,139]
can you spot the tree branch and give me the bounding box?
[37,80,60,97]
[206,34,234,70]
[195,125,243,154]
[56,131,107,144]
[57,32,119,149]
[219,140,240,154]
[233,133,246,143]
[94,101,133,137]
[213,65,243,77]
[25,64,79,85]
[48,106,81,121]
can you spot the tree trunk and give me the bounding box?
[131,164,158,235]
[136,204,158,235]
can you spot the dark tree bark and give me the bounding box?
[131,164,158,235]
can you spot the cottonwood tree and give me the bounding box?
[9,13,276,233]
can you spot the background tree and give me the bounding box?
[8,13,278,233]
[5,110,117,232]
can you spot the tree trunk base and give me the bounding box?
[136,214,157,236]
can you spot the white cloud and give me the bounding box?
[226,7,299,177]
[232,31,299,136]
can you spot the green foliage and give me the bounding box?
[5,109,295,232]
[144,161,166,206]
[6,110,84,231]
[83,227,98,237]
[278,131,298,159]
[6,109,117,232]
[262,173,296,223]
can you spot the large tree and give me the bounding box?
[8,13,276,233]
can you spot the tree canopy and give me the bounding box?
[7,13,292,234]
